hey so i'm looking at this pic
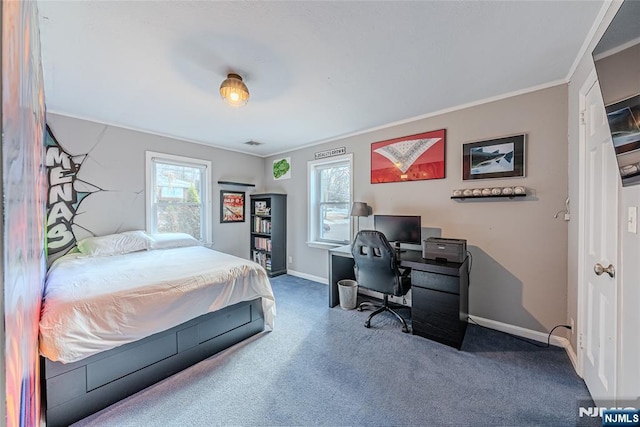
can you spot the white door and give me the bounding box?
[579,77,618,405]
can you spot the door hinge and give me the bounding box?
[580,110,586,125]
[579,333,584,350]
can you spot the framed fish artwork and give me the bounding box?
[371,129,446,184]
[462,134,526,180]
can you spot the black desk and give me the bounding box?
[328,245,469,349]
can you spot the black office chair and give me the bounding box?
[351,230,411,333]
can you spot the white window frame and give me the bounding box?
[307,153,353,249]
[145,151,212,243]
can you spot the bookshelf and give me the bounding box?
[250,193,287,277]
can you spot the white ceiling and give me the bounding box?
[37,1,606,157]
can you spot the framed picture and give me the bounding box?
[371,129,445,183]
[273,157,291,180]
[462,134,526,180]
[220,191,245,223]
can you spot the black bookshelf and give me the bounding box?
[250,193,287,277]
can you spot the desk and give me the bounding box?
[328,245,469,349]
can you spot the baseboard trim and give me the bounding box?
[468,315,570,349]
[286,269,327,285]
[465,316,581,377]
[565,342,581,377]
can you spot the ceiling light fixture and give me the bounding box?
[219,73,250,107]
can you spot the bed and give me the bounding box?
[39,231,276,427]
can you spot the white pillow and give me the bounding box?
[148,232,201,250]
[76,230,153,257]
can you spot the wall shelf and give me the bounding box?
[217,180,255,188]
[451,193,526,201]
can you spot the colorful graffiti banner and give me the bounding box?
[2,1,47,425]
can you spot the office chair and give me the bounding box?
[351,230,411,333]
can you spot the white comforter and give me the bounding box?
[39,246,276,363]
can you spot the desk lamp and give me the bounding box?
[350,202,370,238]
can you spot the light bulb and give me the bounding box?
[219,73,250,107]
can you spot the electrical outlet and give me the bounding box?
[570,318,575,335]
[288,256,293,264]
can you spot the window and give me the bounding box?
[145,151,212,242]
[308,154,353,246]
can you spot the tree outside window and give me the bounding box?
[318,164,350,242]
[308,154,353,245]
[146,152,211,242]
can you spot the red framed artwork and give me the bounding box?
[371,129,446,183]
[220,190,245,223]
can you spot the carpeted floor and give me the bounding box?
[73,274,597,426]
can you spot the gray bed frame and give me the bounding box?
[41,298,265,427]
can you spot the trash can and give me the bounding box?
[337,279,358,310]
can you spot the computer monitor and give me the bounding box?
[373,215,422,247]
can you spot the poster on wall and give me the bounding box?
[220,191,245,223]
[273,157,291,180]
[462,134,526,180]
[371,129,446,183]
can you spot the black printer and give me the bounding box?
[422,237,467,263]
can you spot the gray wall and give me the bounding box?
[264,85,570,334]
[568,0,640,399]
[46,113,266,259]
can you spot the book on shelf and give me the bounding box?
[253,217,272,234]
[252,250,271,271]
[253,237,272,252]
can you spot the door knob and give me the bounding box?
[594,263,615,278]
